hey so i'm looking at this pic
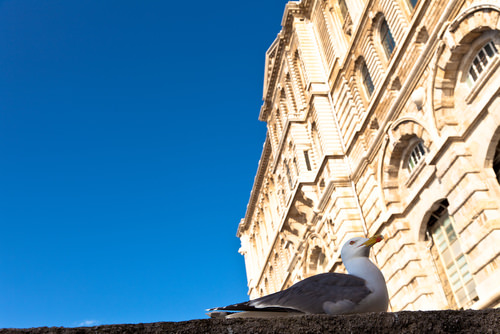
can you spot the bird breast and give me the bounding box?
[345,257,389,312]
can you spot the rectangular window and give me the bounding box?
[285,163,293,188]
[303,150,312,171]
[361,62,374,97]
[380,19,396,59]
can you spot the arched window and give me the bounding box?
[427,200,477,307]
[493,139,500,184]
[380,18,396,59]
[407,141,427,173]
[466,41,499,88]
[338,0,352,35]
[406,0,418,10]
[307,245,326,274]
[338,0,348,20]
[360,59,374,98]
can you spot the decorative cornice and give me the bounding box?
[237,136,272,236]
[448,2,500,32]
[260,1,308,122]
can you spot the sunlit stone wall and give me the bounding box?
[237,0,500,311]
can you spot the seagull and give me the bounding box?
[207,235,388,318]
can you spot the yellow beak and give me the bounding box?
[362,234,384,247]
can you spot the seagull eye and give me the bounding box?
[349,241,355,245]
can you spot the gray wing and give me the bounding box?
[209,272,371,314]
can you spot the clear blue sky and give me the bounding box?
[0,0,288,328]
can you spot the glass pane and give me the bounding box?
[303,150,312,171]
[478,49,488,66]
[380,20,387,37]
[381,20,396,58]
[485,43,495,57]
[442,216,450,226]
[451,277,461,290]
[469,67,478,81]
[407,0,418,9]
[428,208,478,306]
[462,270,472,282]
[451,241,461,257]
[468,42,499,87]
[418,142,426,155]
[450,232,457,245]
[448,265,458,279]
[446,225,457,243]
[456,287,466,303]
[466,75,474,88]
[491,42,498,53]
[408,142,427,173]
[442,248,452,265]
[466,280,476,295]
[437,238,447,252]
[438,240,447,252]
[411,150,416,161]
[473,57,484,73]
[409,158,415,170]
[412,151,419,163]
[362,63,374,96]
[338,0,348,19]
[434,230,447,251]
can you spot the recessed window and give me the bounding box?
[338,0,348,21]
[284,161,293,188]
[361,59,374,97]
[338,0,352,35]
[493,139,500,184]
[406,0,418,10]
[303,150,312,171]
[466,41,498,87]
[428,205,477,307]
[380,18,396,59]
[408,141,426,173]
[308,246,326,274]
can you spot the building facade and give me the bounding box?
[237,0,500,311]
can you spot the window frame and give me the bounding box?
[402,138,429,188]
[338,0,349,24]
[407,140,427,174]
[359,59,375,99]
[405,0,418,11]
[465,40,499,88]
[428,207,478,307]
[457,32,500,104]
[337,0,353,36]
[380,18,396,60]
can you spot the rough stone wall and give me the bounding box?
[2,309,499,334]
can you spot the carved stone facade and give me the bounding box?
[237,0,500,311]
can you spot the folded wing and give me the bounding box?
[209,272,371,314]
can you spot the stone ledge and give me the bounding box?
[2,309,499,334]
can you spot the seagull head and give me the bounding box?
[340,235,384,262]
